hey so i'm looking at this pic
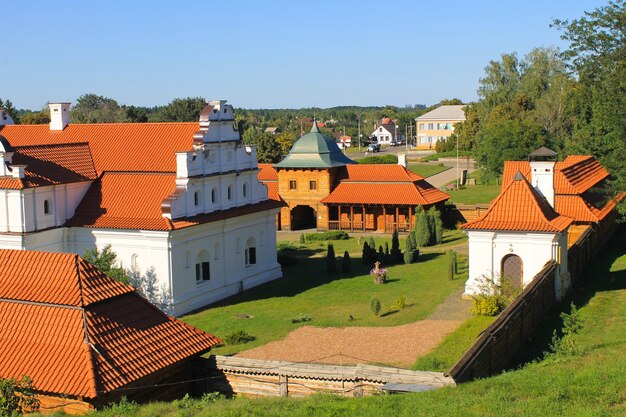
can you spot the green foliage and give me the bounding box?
[0,98,18,122]
[470,274,520,316]
[414,207,431,247]
[0,376,39,416]
[361,242,370,264]
[549,303,585,357]
[326,243,337,275]
[224,330,255,345]
[403,231,419,264]
[341,251,351,273]
[447,250,458,281]
[83,244,129,284]
[370,298,381,316]
[157,97,206,122]
[290,313,312,324]
[242,130,282,163]
[428,207,444,245]
[71,93,129,123]
[356,154,398,164]
[97,396,138,417]
[471,294,503,316]
[390,229,402,263]
[377,245,384,261]
[299,233,306,244]
[277,243,299,266]
[389,295,407,311]
[304,231,349,241]
[20,110,50,124]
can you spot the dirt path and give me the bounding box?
[237,288,472,367]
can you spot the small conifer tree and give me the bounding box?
[378,245,384,261]
[390,229,402,263]
[326,243,337,274]
[362,242,370,264]
[404,231,418,264]
[428,206,444,245]
[342,251,351,273]
[414,207,431,247]
[299,233,306,244]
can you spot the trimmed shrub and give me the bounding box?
[299,233,306,244]
[414,207,431,247]
[404,231,419,264]
[326,243,337,274]
[370,298,381,316]
[225,330,255,345]
[390,229,402,263]
[305,231,349,241]
[342,251,351,273]
[429,206,444,245]
[357,154,398,164]
[378,245,384,261]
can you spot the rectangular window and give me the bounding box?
[428,123,434,130]
[309,180,317,190]
[289,180,297,190]
[419,123,425,130]
[196,262,210,281]
[248,247,256,265]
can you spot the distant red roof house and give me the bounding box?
[0,249,220,411]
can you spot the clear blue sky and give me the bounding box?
[0,0,608,110]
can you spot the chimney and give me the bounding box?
[11,165,26,179]
[397,154,407,168]
[0,109,15,126]
[529,147,557,207]
[49,102,71,130]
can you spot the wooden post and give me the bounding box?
[338,205,342,230]
[395,206,399,230]
[279,375,288,397]
[383,206,386,233]
[362,205,365,231]
[409,206,413,228]
[350,206,354,231]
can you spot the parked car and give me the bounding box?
[367,143,381,153]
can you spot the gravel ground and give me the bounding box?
[237,288,472,367]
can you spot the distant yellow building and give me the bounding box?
[415,105,465,149]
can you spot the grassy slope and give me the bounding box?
[407,163,450,178]
[182,232,467,356]
[91,228,626,417]
[447,184,501,205]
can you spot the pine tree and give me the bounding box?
[378,245,384,262]
[299,233,306,244]
[326,243,337,274]
[362,242,370,264]
[414,207,431,247]
[342,251,351,273]
[390,229,402,263]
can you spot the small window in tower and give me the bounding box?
[44,200,51,215]
[309,181,317,190]
[194,191,200,206]
[228,185,233,200]
[211,187,217,203]
[289,180,297,190]
[243,183,248,197]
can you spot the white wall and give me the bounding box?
[464,230,568,298]
[0,182,92,233]
[169,207,281,315]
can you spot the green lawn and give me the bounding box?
[407,163,450,178]
[182,231,467,356]
[85,228,626,417]
[446,184,501,205]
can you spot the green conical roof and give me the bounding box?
[275,122,355,169]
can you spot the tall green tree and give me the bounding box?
[414,207,431,247]
[554,0,626,215]
[0,98,19,122]
[72,93,128,123]
[83,244,129,284]
[157,97,206,122]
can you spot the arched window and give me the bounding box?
[131,254,139,272]
[227,185,233,201]
[194,190,200,206]
[211,187,217,203]
[243,183,247,197]
[44,199,51,215]
[245,237,257,267]
[501,254,523,291]
[195,250,210,282]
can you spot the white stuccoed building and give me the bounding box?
[462,148,573,300]
[0,100,282,316]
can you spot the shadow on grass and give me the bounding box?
[380,310,399,318]
[515,225,626,367]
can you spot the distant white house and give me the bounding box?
[371,118,404,144]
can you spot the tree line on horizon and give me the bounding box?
[1,2,623,213]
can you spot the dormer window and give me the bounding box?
[44,200,51,215]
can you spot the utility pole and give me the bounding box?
[405,124,408,152]
[357,113,362,152]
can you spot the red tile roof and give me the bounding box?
[501,156,614,223]
[0,250,220,399]
[343,164,424,182]
[0,123,198,173]
[0,142,97,189]
[462,173,572,232]
[263,182,282,202]
[66,172,283,231]
[502,156,609,195]
[321,165,449,206]
[258,163,278,181]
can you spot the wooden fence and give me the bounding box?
[448,218,620,384]
[201,355,454,398]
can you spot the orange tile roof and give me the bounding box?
[66,173,176,231]
[344,164,424,182]
[0,123,198,173]
[501,157,609,195]
[0,142,97,189]
[66,172,283,231]
[263,181,282,202]
[0,250,220,399]
[462,173,573,232]
[257,163,278,181]
[321,180,449,205]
